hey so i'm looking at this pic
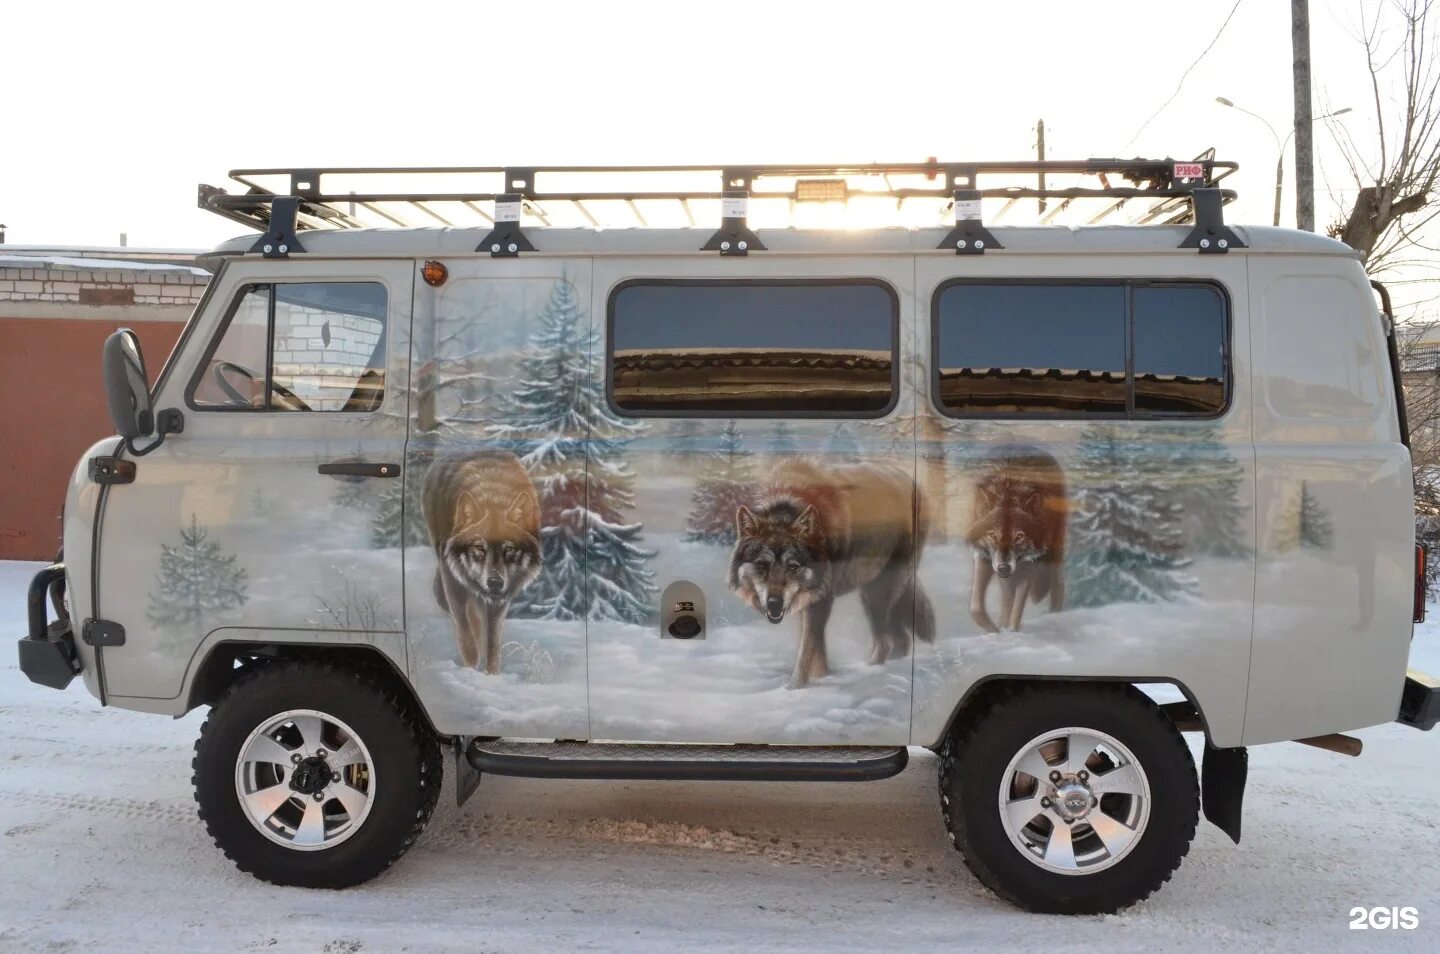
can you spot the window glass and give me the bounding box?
[190,286,270,408]
[933,281,1228,418]
[934,284,1127,414]
[1133,285,1227,414]
[190,282,387,412]
[271,283,387,412]
[609,281,895,415]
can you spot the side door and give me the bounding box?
[93,259,414,702]
[401,258,592,739]
[587,258,919,745]
[910,256,1257,749]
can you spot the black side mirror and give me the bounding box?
[102,329,181,455]
[103,329,154,439]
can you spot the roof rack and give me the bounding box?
[198,153,1243,259]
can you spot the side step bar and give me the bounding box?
[467,740,908,782]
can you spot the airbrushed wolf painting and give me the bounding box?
[382,273,1260,743]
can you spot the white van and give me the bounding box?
[19,160,1438,914]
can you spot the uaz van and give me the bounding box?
[19,159,1439,914]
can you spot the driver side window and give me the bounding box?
[189,281,388,412]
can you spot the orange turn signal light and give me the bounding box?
[422,260,448,287]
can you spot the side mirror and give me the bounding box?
[103,329,154,440]
[102,329,181,456]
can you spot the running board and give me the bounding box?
[466,740,908,782]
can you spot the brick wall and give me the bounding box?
[0,252,207,560]
[0,265,207,307]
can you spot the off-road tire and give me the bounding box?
[193,660,443,888]
[939,684,1198,914]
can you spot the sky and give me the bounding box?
[1,0,1433,315]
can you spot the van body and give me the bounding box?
[21,192,1437,912]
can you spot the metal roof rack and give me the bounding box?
[198,153,1243,259]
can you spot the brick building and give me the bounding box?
[0,248,208,559]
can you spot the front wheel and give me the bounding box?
[939,684,1198,914]
[193,660,442,887]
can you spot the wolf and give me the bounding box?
[966,447,1067,633]
[422,452,542,674]
[729,459,935,689]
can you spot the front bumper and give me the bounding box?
[1398,670,1440,731]
[17,563,81,690]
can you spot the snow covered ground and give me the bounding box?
[2,558,1438,952]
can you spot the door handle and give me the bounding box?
[318,461,401,479]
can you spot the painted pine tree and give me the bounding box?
[146,515,248,631]
[370,475,428,548]
[685,420,758,544]
[1066,426,1197,607]
[1274,481,1333,551]
[769,420,797,457]
[827,422,861,461]
[488,280,657,623]
[1149,425,1248,557]
[666,418,707,476]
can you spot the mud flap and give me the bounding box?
[454,737,482,807]
[1201,743,1247,844]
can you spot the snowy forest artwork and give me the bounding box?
[159,269,1301,745]
[147,515,248,636]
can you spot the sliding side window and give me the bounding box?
[932,280,1227,418]
[189,282,388,412]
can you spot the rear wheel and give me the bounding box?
[939,684,1197,914]
[193,660,442,887]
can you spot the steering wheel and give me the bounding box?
[212,361,311,412]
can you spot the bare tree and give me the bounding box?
[1328,0,1440,286]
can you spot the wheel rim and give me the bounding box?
[234,708,376,852]
[997,726,1151,876]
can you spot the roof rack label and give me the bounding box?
[494,199,521,223]
[721,196,748,219]
[1174,162,1205,180]
[955,197,983,222]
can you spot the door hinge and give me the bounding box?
[89,457,135,485]
[82,617,126,647]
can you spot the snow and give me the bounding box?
[0,253,208,275]
[4,559,1439,951]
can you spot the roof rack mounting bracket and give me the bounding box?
[702,172,765,256]
[476,190,537,257]
[1180,188,1245,254]
[938,187,1001,254]
[248,196,305,259]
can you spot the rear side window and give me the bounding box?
[608,280,897,416]
[932,280,1227,417]
[189,282,388,412]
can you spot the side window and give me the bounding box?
[1133,285,1227,414]
[608,280,897,416]
[933,284,1126,414]
[190,281,388,412]
[932,281,1228,418]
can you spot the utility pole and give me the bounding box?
[1292,0,1315,230]
[1035,119,1047,215]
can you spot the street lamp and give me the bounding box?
[1215,97,1351,227]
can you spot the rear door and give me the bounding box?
[93,259,413,701]
[586,257,919,745]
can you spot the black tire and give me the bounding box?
[939,684,1198,914]
[193,660,443,888]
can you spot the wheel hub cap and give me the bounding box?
[1051,780,1093,821]
[289,756,332,796]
